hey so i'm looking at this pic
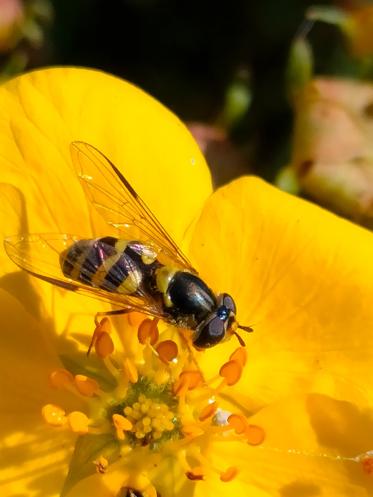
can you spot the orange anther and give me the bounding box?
[362,457,373,474]
[186,466,205,481]
[67,411,90,434]
[99,317,111,333]
[137,318,159,345]
[113,414,133,440]
[229,347,247,367]
[75,374,100,397]
[220,466,239,482]
[113,413,133,431]
[41,404,67,426]
[219,360,242,386]
[199,401,218,421]
[156,340,178,363]
[95,331,114,358]
[49,368,74,389]
[123,357,138,383]
[228,414,249,434]
[179,370,204,389]
[174,370,203,395]
[245,424,265,445]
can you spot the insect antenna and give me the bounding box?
[237,324,254,333]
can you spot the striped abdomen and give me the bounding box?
[60,236,160,296]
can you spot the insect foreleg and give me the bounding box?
[94,308,131,327]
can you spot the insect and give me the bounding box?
[4,142,252,349]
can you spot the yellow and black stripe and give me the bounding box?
[60,236,160,296]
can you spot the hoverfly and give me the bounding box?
[4,142,252,349]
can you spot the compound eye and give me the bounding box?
[193,315,226,349]
[222,293,236,314]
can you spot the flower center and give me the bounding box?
[42,313,265,497]
[111,380,180,448]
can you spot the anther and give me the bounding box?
[156,340,178,363]
[138,319,159,345]
[89,317,111,356]
[49,369,74,389]
[74,374,100,397]
[220,466,238,482]
[99,317,111,333]
[177,370,203,391]
[219,360,242,386]
[93,455,109,474]
[41,404,67,427]
[227,414,248,434]
[67,411,90,434]
[362,457,373,474]
[245,424,265,445]
[186,466,205,481]
[199,401,218,421]
[229,347,247,367]
[95,331,114,358]
[113,414,133,440]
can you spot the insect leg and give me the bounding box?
[94,309,131,326]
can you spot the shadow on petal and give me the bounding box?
[280,481,320,497]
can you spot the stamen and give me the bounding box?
[138,319,159,345]
[89,317,111,356]
[41,404,67,427]
[93,455,109,474]
[220,466,238,482]
[113,414,133,440]
[67,411,90,434]
[229,347,247,367]
[74,374,100,397]
[199,401,218,421]
[99,317,111,333]
[95,331,114,358]
[156,340,178,363]
[227,414,248,434]
[186,466,205,481]
[219,360,242,386]
[123,357,139,383]
[362,457,373,474]
[245,424,265,445]
[177,370,204,391]
[49,369,74,389]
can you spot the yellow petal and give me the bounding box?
[191,176,373,410]
[0,288,82,496]
[204,394,373,497]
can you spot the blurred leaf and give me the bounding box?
[275,165,300,194]
[306,5,348,27]
[286,36,313,101]
[61,434,121,497]
[218,71,251,130]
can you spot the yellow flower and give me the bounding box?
[1,68,373,497]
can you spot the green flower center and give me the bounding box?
[110,377,180,449]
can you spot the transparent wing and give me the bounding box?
[4,233,166,318]
[70,141,197,274]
